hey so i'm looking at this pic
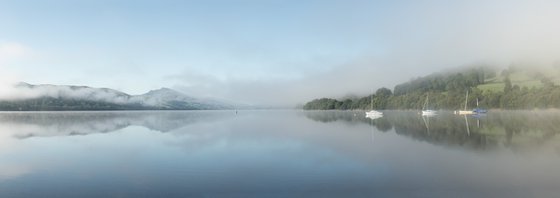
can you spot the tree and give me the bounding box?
[504,78,512,93]
[375,87,392,97]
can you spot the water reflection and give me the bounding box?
[304,110,560,152]
[0,111,391,197]
[0,110,559,197]
[0,111,233,138]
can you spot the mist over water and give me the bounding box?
[0,110,559,197]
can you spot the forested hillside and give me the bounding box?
[303,66,560,110]
[0,83,234,111]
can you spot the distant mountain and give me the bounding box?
[129,87,234,110]
[0,82,234,111]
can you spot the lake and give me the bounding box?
[0,110,559,197]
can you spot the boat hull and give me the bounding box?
[422,110,437,116]
[456,110,475,115]
[473,108,487,114]
[366,110,383,115]
[366,114,383,119]
[366,110,383,119]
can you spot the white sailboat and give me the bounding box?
[456,90,475,115]
[366,94,383,119]
[422,93,437,116]
[366,111,383,119]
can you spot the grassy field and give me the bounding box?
[477,83,505,92]
[477,70,558,92]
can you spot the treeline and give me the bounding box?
[0,97,211,111]
[303,67,560,110]
[0,98,137,111]
[303,87,392,110]
[393,68,489,95]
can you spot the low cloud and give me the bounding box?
[0,83,131,103]
[0,42,30,101]
[170,0,560,107]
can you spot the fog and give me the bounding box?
[2,0,560,107]
[168,0,560,106]
[0,83,131,103]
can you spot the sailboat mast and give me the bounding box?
[423,93,429,110]
[370,94,373,110]
[464,90,469,110]
[476,98,479,107]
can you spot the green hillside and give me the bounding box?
[478,66,560,92]
[304,65,560,110]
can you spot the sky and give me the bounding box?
[1,0,560,106]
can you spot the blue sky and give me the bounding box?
[1,0,559,106]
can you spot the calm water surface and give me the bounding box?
[0,110,559,197]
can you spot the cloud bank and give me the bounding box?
[0,83,131,103]
[170,0,560,107]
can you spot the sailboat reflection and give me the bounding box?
[422,114,431,135]
[464,115,470,136]
[305,110,560,152]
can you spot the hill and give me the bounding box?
[304,65,560,110]
[477,66,560,92]
[0,83,234,111]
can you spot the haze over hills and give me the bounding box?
[0,82,236,111]
[304,65,560,110]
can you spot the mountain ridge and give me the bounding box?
[0,82,235,111]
